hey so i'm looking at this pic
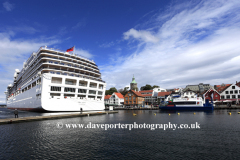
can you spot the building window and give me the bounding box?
[64,94,75,98]
[226,95,230,99]
[125,101,128,104]
[129,101,132,104]
[78,89,86,93]
[232,86,235,89]
[133,97,136,100]
[221,96,224,99]
[125,97,128,100]
[65,79,76,85]
[215,95,218,97]
[64,87,75,93]
[235,90,238,94]
[133,101,136,104]
[90,82,97,88]
[50,93,61,98]
[89,90,96,94]
[225,91,229,94]
[50,86,61,91]
[51,77,62,84]
[230,91,233,94]
[238,95,240,98]
[79,81,87,87]
[98,91,103,95]
[232,95,236,99]
[128,93,132,96]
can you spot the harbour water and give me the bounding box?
[1,108,240,159]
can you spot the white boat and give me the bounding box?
[5,46,106,111]
[159,97,214,110]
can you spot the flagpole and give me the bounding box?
[73,45,75,55]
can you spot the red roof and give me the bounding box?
[215,84,231,88]
[236,82,240,87]
[131,90,144,97]
[114,92,124,99]
[216,85,230,93]
[157,92,172,97]
[104,95,111,100]
[139,90,153,93]
[142,94,153,97]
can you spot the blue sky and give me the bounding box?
[1,0,240,103]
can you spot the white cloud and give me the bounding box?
[75,48,93,59]
[99,41,115,48]
[102,0,240,90]
[123,28,159,43]
[72,21,86,29]
[3,1,14,11]
[0,32,59,102]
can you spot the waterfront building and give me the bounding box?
[139,88,168,106]
[5,46,106,111]
[204,88,220,101]
[139,90,156,106]
[182,89,197,98]
[124,90,144,107]
[184,83,212,93]
[104,95,111,104]
[104,92,124,107]
[219,83,240,104]
[157,92,172,103]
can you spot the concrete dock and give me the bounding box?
[0,111,118,125]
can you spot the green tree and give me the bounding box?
[140,84,152,91]
[105,87,118,95]
[152,85,159,89]
[118,87,129,96]
[140,84,159,90]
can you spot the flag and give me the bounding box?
[66,46,74,52]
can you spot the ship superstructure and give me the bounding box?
[6,46,106,111]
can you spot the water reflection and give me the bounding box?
[1,109,240,159]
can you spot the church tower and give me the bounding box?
[130,75,138,90]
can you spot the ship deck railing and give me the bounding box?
[38,46,98,67]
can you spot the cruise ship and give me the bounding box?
[5,46,106,111]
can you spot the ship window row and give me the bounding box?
[9,79,41,98]
[43,60,100,73]
[43,68,101,80]
[173,102,196,105]
[50,93,102,100]
[39,51,97,67]
[51,77,104,89]
[39,53,98,69]
[50,86,103,95]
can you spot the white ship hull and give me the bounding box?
[7,74,105,112]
